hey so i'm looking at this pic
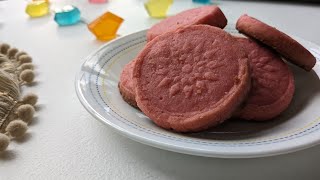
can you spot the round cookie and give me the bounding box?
[147,6,227,41]
[134,25,251,132]
[236,14,316,71]
[235,37,295,121]
[118,59,138,108]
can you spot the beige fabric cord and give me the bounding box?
[0,70,20,100]
[0,43,38,152]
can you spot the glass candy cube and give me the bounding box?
[54,6,81,26]
[88,12,124,41]
[192,0,211,4]
[33,0,50,2]
[89,0,108,3]
[144,0,173,18]
[26,1,49,18]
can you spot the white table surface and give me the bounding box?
[1,0,320,179]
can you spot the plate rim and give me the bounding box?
[75,29,320,158]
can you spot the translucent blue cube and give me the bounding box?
[192,0,211,4]
[54,6,81,26]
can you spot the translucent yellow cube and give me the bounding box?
[33,0,50,3]
[144,0,173,18]
[26,1,49,18]
[88,12,124,41]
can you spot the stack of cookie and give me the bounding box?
[118,6,316,132]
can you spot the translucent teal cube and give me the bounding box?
[192,0,211,4]
[54,6,81,26]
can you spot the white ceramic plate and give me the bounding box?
[75,26,320,158]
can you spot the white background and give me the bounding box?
[1,0,320,179]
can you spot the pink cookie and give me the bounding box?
[118,59,138,108]
[134,25,250,132]
[147,6,227,41]
[235,37,295,121]
[236,14,316,71]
